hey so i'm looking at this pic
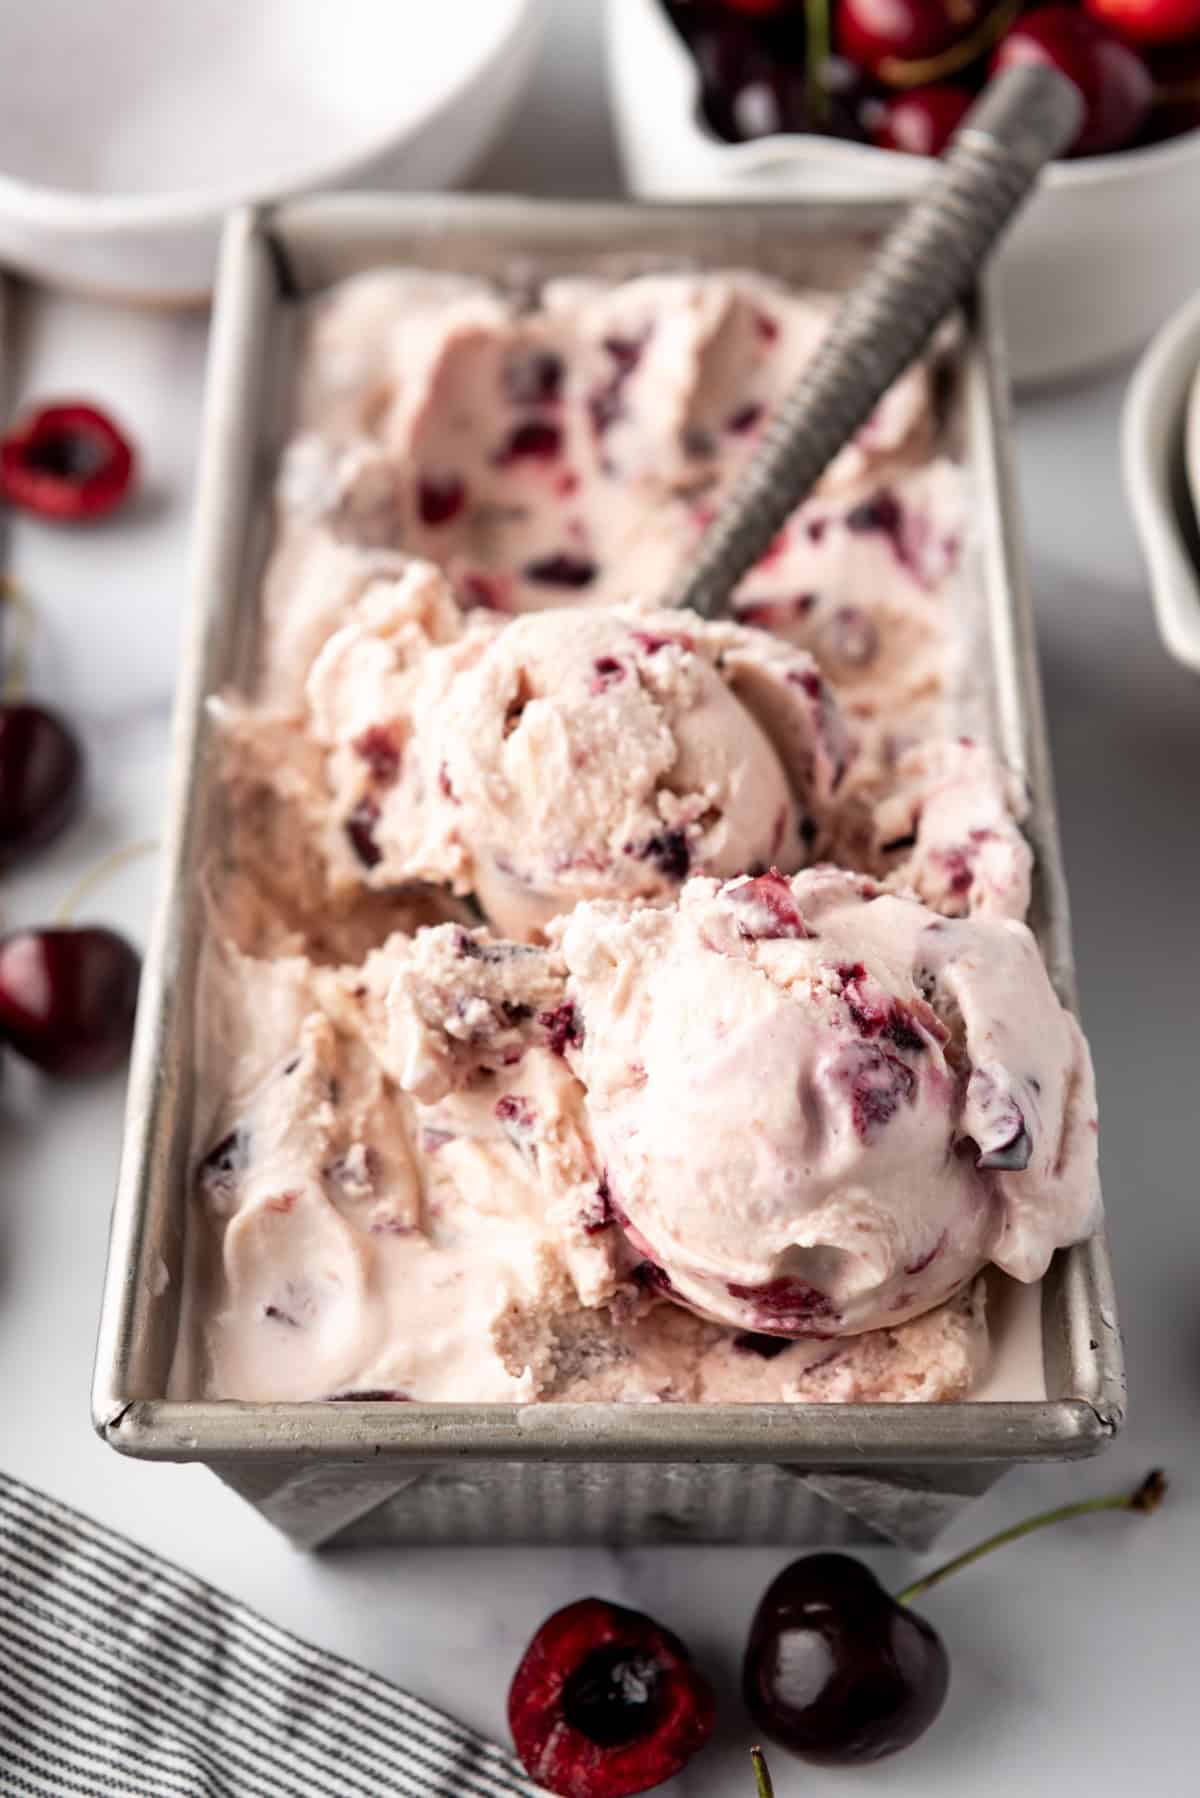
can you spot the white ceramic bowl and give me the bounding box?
[607,0,1200,386]
[1124,285,1200,673]
[0,0,544,303]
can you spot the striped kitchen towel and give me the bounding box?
[0,1472,539,1797]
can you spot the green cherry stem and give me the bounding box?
[896,1469,1167,1608]
[1154,75,1200,102]
[52,839,157,927]
[804,0,832,125]
[0,574,34,703]
[751,1744,776,1798]
[877,0,1021,88]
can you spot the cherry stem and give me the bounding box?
[1154,76,1200,103]
[751,1745,776,1798]
[896,1469,1166,1607]
[877,0,1022,89]
[53,838,157,927]
[0,574,34,704]
[804,0,832,125]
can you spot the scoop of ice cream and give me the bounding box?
[557,867,1098,1338]
[307,592,851,940]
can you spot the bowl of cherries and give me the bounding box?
[607,0,1200,382]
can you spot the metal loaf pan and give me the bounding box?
[92,195,1125,1552]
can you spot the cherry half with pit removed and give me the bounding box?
[0,924,140,1076]
[508,1597,716,1797]
[743,1470,1166,1766]
[0,402,137,522]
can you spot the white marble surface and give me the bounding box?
[2,6,1199,1795]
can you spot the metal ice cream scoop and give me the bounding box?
[665,64,1082,621]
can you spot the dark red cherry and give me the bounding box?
[1140,39,1200,138]
[691,22,805,140]
[716,0,796,14]
[1084,0,1200,46]
[743,1554,949,1765]
[0,925,140,1076]
[871,82,974,152]
[991,6,1153,153]
[745,1473,1166,1770]
[509,1597,716,1797]
[0,703,84,858]
[836,0,986,78]
[0,402,137,522]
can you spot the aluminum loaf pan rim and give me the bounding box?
[92,193,1125,1466]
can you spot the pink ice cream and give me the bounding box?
[174,931,618,1403]
[232,550,1030,941]
[556,867,1098,1338]
[829,734,1035,922]
[172,923,990,1404]
[168,262,1095,1411]
[279,267,937,626]
[304,593,851,940]
[268,266,965,777]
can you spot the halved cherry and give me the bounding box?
[0,402,137,522]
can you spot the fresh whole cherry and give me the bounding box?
[692,23,800,139]
[744,1553,948,1764]
[0,401,137,522]
[508,1597,716,1796]
[1084,0,1200,46]
[743,1471,1166,1766]
[0,703,84,858]
[0,924,140,1076]
[870,82,974,152]
[836,0,986,79]
[991,6,1154,153]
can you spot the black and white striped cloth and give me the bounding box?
[0,1472,539,1796]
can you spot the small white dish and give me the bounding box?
[1123,286,1200,674]
[607,0,1200,385]
[0,0,544,303]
